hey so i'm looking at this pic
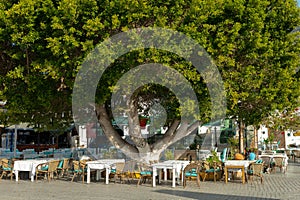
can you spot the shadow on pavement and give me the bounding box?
[154,190,279,200]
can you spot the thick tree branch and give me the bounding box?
[96,104,139,158]
[153,120,199,151]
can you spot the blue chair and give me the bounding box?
[220,148,228,163]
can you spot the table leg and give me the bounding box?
[30,171,34,182]
[225,167,228,183]
[158,169,162,184]
[105,168,109,184]
[172,168,176,188]
[242,167,245,184]
[15,170,19,182]
[87,167,91,183]
[152,167,156,187]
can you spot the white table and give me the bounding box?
[259,154,288,171]
[151,160,190,188]
[86,159,125,184]
[224,160,255,184]
[13,159,52,182]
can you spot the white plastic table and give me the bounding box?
[151,160,189,188]
[85,159,125,184]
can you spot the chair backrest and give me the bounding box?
[183,162,200,174]
[251,162,264,176]
[62,158,70,170]
[48,160,60,173]
[259,156,271,166]
[220,148,227,162]
[273,157,284,166]
[202,161,211,170]
[249,152,256,161]
[137,163,152,172]
[114,162,125,173]
[1,158,10,168]
[123,160,137,172]
[293,150,300,158]
[72,160,80,171]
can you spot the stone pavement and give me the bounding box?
[0,163,300,200]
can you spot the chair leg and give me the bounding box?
[202,174,207,182]
[137,177,141,186]
[197,174,200,188]
[71,173,76,182]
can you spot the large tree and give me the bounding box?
[0,0,299,161]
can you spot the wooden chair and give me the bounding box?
[259,156,272,173]
[293,150,300,163]
[200,161,222,182]
[35,160,60,182]
[0,158,14,181]
[109,162,125,183]
[57,158,71,178]
[183,162,200,188]
[136,163,153,186]
[70,160,87,183]
[271,157,285,173]
[118,160,138,184]
[247,162,264,184]
[285,150,294,161]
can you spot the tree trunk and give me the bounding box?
[96,104,199,163]
[239,121,244,153]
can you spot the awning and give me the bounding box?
[294,130,300,136]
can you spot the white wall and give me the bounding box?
[257,125,269,148]
[285,130,300,149]
[78,125,87,147]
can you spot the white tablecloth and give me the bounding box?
[258,154,288,168]
[224,160,254,172]
[13,159,52,182]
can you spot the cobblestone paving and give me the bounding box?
[0,163,299,200]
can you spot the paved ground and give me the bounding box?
[0,162,300,200]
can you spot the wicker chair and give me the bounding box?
[110,162,125,183]
[136,163,153,186]
[0,158,14,181]
[118,160,138,184]
[57,158,71,178]
[200,161,222,182]
[70,160,87,183]
[247,162,264,184]
[183,162,201,188]
[259,156,272,173]
[293,150,300,163]
[271,157,285,173]
[35,160,60,182]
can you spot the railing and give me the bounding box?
[17,144,58,152]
